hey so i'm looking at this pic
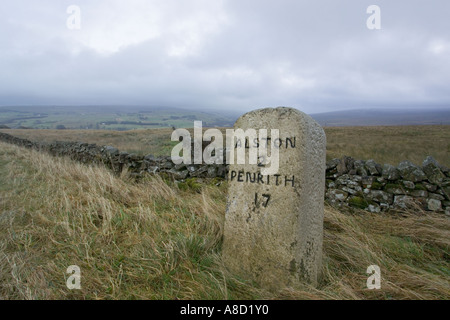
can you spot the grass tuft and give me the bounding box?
[0,141,449,300]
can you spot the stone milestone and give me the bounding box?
[222,107,327,290]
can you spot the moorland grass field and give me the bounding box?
[2,125,449,166]
[0,137,449,300]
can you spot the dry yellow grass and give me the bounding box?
[0,128,176,157]
[325,125,450,167]
[0,142,449,300]
[2,125,449,166]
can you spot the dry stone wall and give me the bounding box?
[1,132,449,215]
[325,156,450,215]
[0,132,227,180]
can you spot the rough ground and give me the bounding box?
[0,142,449,299]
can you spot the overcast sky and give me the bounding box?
[1,0,449,114]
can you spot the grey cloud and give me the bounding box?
[0,0,449,113]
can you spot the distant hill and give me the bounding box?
[309,108,450,126]
[2,105,449,129]
[0,105,238,130]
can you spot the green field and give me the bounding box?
[0,106,237,130]
[2,125,449,167]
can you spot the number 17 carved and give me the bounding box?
[254,193,271,208]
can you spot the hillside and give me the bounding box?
[2,125,449,167]
[0,106,238,130]
[0,141,449,300]
[310,109,450,126]
[2,106,450,130]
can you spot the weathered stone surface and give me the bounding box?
[385,183,404,195]
[402,180,415,190]
[341,186,360,195]
[189,166,208,177]
[160,159,174,169]
[144,154,157,162]
[367,204,381,213]
[217,165,228,178]
[376,176,385,183]
[335,157,347,176]
[335,174,351,186]
[186,164,198,173]
[414,197,428,208]
[206,165,218,178]
[398,161,427,182]
[147,166,159,174]
[223,107,326,290]
[361,176,376,188]
[393,195,415,209]
[166,168,189,180]
[368,190,394,205]
[409,189,428,198]
[326,179,336,188]
[326,189,348,202]
[429,193,445,201]
[382,164,400,181]
[325,159,340,177]
[354,160,367,176]
[104,146,119,156]
[365,159,382,176]
[336,175,361,191]
[439,183,450,200]
[427,199,442,212]
[422,182,438,192]
[174,163,187,171]
[422,156,446,185]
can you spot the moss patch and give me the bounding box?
[414,184,427,191]
[371,181,384,190]
[178,178,203,193]
[384,183,402,192]
[348,196,369,209]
